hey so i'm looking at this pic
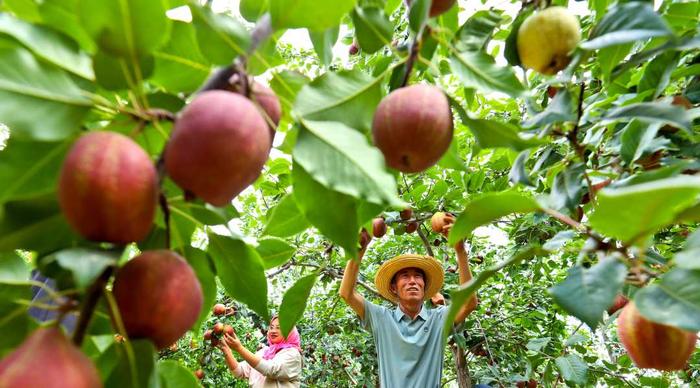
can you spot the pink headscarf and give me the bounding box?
[262,319,302,360]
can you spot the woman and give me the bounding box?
[218,317,302,387]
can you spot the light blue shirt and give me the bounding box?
[362,299,449,388]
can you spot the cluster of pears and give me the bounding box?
[0,77,282,385]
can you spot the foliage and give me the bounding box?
[0,0,699,386]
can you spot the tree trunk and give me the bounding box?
[451,344,471,388]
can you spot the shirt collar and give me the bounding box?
[393,303,429,322]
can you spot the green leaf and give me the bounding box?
[448,192,540,245]
[555,354,588,385]
[0,13,93,79]
[292,162,360,258]
[39,248,118,290]
[309,27,338,66]
[675,230,700,269]
[542,230,575,251]
[0,252,30,284]
[104,340,158,388]
[257,237,296,269]
[509,150,532,186]
[549,258,627,330]
[262,194,310,237]
[589,176,700,244]
[2,0,41,22]
[582,2,673,50]
[460,115,546,152]
[453,10,503,53]
[158,360,200,388]
[549,163,585,212]
[183,247,217,332]
[437,136,467,171]
[37,0,96,53]
[293,120,403,207]
[0,44,92,141]
[602,101,692,133]
[504,9,532,66]
[270,0,357,31]
[351,6,393,54]
[527,337,550,352]
[408,0,429,33]
[78,0,171,57]
[240,0,269,22]
[0,138,70,203]
[279,271,318,337]
[270,70,309,117]
[152,21,210,93]
[294,70,383,133]
[598,44,632,82]
[443,245,546,341]
[207,233,269,321]
[634,268,700,332]
[190,4,250,65]
[638,51,679,100]
[449,51,526,98]
[0,194,80,254]
[619,120,662,165]
[92,49,154,91]
[523,88,576,128]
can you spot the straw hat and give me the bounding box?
[374,254,444,304]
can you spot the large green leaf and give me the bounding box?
[92,49,154,91]
[0,13,92,79]
[449,51,525,98]
[158,360,200,388]
[634,269,700,332]
[351,6,393,54]
[523,88,576,128]
[256,237,296,269]
[0,138,70,203]
[588,176,700,244]
[152,21,210,93]
[555,354,588,385]
[37,0,96,53]
[292,162,360,258]
[240,0,269,22]
[675,229,700,269]
[262,194,310,237]
[103,340,158,388]
[293,120,403,207]
[619,120,662,165]
[548,163,585,212]
[549,258,627,330]
[602,101,692,133]
[207,233,269,321]
[0,194,80,254]
[453,10,503,53]
[270,0,357,31]
[309,27,338,67]
[278,271,317,337]
[190,4,250,66]
[582,2,673,50]
[0,252,30,284]
[294,70,383,133]
[270,70,309,117]
[78,0,171,57]
[0,44,92,141]
[460,114,545,152]
[183,247,217,333]
[448,192,540,245]
[39,248,118,290]
[638,51,679,100]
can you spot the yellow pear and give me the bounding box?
[517,7,581,75]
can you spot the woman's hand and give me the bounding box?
[223,332,243,353]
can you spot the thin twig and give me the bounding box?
[72,266,115,346]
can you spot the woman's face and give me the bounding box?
[268,318,283,344]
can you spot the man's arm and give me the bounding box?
[454,241,478,324]
[339,229,370,320]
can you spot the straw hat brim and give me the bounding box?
[374,254,444,304]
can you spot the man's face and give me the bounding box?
[390,267,425,303]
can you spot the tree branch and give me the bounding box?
[72,266,114,346]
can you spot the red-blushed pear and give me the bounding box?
[195,369,204,380]
[405,0,456,17]
[0,327,102,388]
[213,304,226,316]
[372,218,387,238]
[165,91,271,207]
[431,212,449,233]
[213,322,224,335]
[113,250,203,350]
[406,221,418,234]
[224,325,234,336]
[372,84,453,173]
[606,294,629,315]
[617,302,698,371]
[59,131,157,244]
[400,208,413,220]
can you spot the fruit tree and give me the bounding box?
[0,0,699,387]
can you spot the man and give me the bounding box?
[339,216,477,388]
